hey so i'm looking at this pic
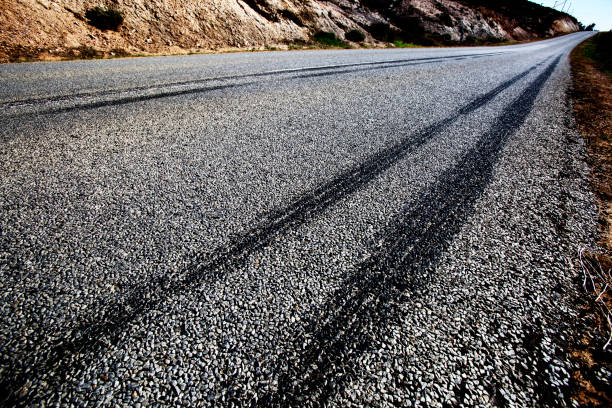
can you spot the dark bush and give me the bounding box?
[85,6,124,31]
[463,35,478,45]
[441,33,452,43]
[345,29,365,42]
[72,45,100,59]
[312,31,349,48]
[586,31,612,73]
[313,31,336,42]
[368,22,394,42]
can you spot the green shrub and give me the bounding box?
[312,31,349,48]
[393,40,419,48]
[85,6,124,31]
[345,29,365,42]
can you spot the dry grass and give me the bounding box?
[0,42,132,63]
[571,34,612,251]
[568,33,612,407]
[570,251,612,407]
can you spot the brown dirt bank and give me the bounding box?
[0,0,580,63]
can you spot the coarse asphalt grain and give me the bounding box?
[0,32,600,406]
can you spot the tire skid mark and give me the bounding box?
[0,52,503,107]
[294,57,462,79]
[0,53,503,118]
[260,55,561,406]
[0,60,439,118]
[0,59,543,405]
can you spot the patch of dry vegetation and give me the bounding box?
[568,32,612,407]
[571,33,612,251]
[0,42,130,63]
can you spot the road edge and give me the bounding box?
[566,32,612,407]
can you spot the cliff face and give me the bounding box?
[0,0,580,62]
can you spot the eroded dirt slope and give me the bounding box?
[0,0,580,62]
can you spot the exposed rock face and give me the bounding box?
[0,0,580,62]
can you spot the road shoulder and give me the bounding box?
[568,32,612,407]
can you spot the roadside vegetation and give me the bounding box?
[568,31,612,407]
[345,29,366,43]
[392,40,419,48]
[582,31,612,74]
[571,32,612,252]
[311,31,350,48]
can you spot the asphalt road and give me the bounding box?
[0,32,598,406]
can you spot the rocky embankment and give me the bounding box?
[0,0,580,62]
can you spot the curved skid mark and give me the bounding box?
[0,57,548,405]
[260,55,561,406]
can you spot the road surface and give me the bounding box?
[0,32,598,406]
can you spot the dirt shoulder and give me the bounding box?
[571,33,612,251]
[568,32,612,407]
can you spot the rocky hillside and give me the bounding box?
[0,0,580,62]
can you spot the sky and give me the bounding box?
[537,0,612,31]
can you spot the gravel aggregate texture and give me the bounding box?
[0,32,599,406]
